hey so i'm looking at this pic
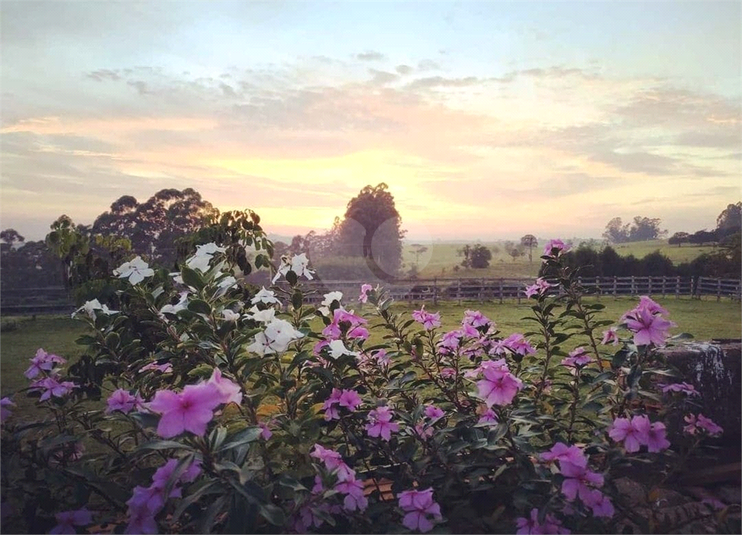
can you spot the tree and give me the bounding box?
[603,217,629,243]
[520,234,538,263]
[92,188,217,268]
[0,228,24,247]
[716,202,741,239]
[603,216,665,243]
[411,244,429,267]
[627,216,666,242]
[503,241,524,262]
[335,183,404,278]
[668,232,690,247]
[470,244,492,268]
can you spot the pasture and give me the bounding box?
[401,239,719,279]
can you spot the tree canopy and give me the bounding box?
[92,188,217,269]
[602,216,666,243]
[334,183,405,278]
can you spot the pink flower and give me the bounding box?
[25,348,66,379]
[414,422,434,439]
[259,421,272,440]
[440,367,456,379]
[478,409,498,424]
[31,376,77,401]
[335,476,368,512]
[412,306,441,330]
[661,382,699,396]
[476,365,523,407]
[684,414,723,436]
[50,508,93,534]
[322,388,342,421]
[106,389,144,414]
[366,406,399,441]
[516,508,570,534]
[608,416,650,453]
[310,444,344,470]
[524,278,554,299]
[601,327,619,346]
[560,461,604,503]
[543,239,571,257]
[148,383,222,438]
[398,488,442,534]
[152,458,201,488]
[1,397,14,423]
[582,489,615,518]
[359,283,373,303]
[439,330,463,351]
[139,362,173,374]
[495,333,536,357]
[561,347,594,370]
[624,306,675,346]
[206,367,243,405]
[645,422,671,452]
[424,405,444,421]
[540,443,587,468]
[338,389,362,411]
[463,310,491,328]
[374,349,390,367]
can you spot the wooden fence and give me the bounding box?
[1,276,739,316]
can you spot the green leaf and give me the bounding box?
[219,427,262,452]
[189,299,212,315]
[136,440,195,452]
[181,265,206,291]
[259,503,286,526]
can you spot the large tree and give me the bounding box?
[603,216,665,243]
[520,234,538,263]
[335,183,404,278]
[92,188,217,268]
[716,202,741,239]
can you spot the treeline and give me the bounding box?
[549,239,740,279]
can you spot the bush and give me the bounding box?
[0,239,730,534]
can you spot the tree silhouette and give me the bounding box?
[336,183,404,279]
[92,188,217,268]
[520,234,538,263]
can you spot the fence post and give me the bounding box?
[676,276,681,299]
[433,278,438,306]
[661,276,666,297]
[717,278,722,302]
[612,276,617,299]
[499,279,504,304]
[479,278,484,303]
[631,276,636,296]
[648,276,653,296]
[457,279,462,306]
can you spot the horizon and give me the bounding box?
[1,1,740,243]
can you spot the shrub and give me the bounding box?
[0,237,730,534]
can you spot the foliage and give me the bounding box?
[91,188,217,269]
[458,244,492,269]
[715,202,741,239]
[603,217,666,244]
[334,183,405,279]
[0,237,732,534]
[520,235,538,263]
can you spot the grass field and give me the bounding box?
[2,296,739,407]
[401,239,719,279]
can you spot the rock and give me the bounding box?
[659,341,741,445]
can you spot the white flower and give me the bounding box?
[186,242,226,272]
[272,253,315,283]
[217,276,237,290]
[160,292,189,316]
[318,291,343,316]
[222,309,240,322]
[246,305,276,323]
[247,332,273,356]
[251,287,280,305]
[72,299,119,319]
[264,318,304,353]
[328,340,358,359]
[113,256,155,285]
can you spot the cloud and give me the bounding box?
[406,76,481,90]
[355,50,386,61]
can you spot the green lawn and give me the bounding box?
[2,297,739,403]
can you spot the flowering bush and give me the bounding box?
[0,236,730,534]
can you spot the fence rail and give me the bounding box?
[1,276,739,315]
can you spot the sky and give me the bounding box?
[1,1,740,243]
